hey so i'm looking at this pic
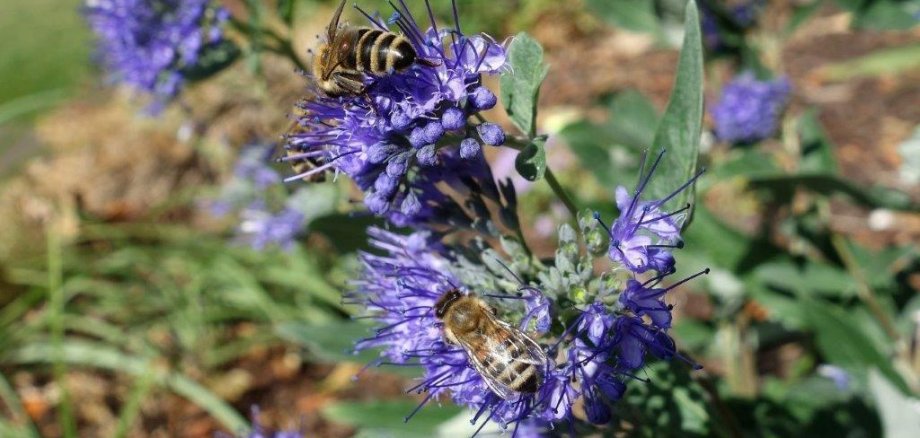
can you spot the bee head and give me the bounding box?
[434,289,463,319]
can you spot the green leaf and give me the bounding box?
[499,33,549,137]
[275,321,421,377]
[561,90,659,187]
[621,361,712,436]
[645,0,703,213]
[322,400,462,438]
[799,299,910,394]
[753,260,857,298]
[607,90,660,151]
[586,0,662,36]
[181,40,241,82]
[276,320,373,363]
[869,369,920,438]
[514,136,547,181]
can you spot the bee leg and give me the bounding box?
[332,71,366,95]
[418,57,442,68]
[333,72,379,115]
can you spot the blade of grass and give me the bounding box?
[47,228,76,438]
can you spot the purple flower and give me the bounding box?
[285,0,509,227]
[238,204,304,251]
[711,73,792,143]
[349,226,708,431]
[349,228,576,432]
[596,150,702,274]
[84,0,229,111]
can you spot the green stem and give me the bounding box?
[500,133,580,220]
[544,168,579,219]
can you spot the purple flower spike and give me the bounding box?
[286,0,509,228]
[84,0,229,112]
[596,150,703,274]
[711,72,791,143]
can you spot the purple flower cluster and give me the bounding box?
[84,0,229,110]
[285,0,509,227]
[349,202,706,432]
[711,73,792,144]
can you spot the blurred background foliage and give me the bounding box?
[1,0,919,436]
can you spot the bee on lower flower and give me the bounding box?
[435,289,548,399]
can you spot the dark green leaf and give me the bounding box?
[514,136,547,181]
[275,321,421,377]
[275,320,372,363]
[800,298,910,394]
[753,260,856,298]
[621,361,712,436]
[181,40,241,82]
[322,400,462,438]
[645,0,703,213]
[560,90,659,187]
[311,213,384,253]
[499,33,548,137]
[586,0,662,35]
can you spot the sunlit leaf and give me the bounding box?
[645,0,703,213]
[500,32,548,137]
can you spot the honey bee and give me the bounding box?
[435,289,548,399]
[313,0,423,97]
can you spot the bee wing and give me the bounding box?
[456,334,516,401]
[496,318,549,368]
[456,314,549,400]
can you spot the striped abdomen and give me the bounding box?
[342,28,416,75]
[476,330,541,393]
